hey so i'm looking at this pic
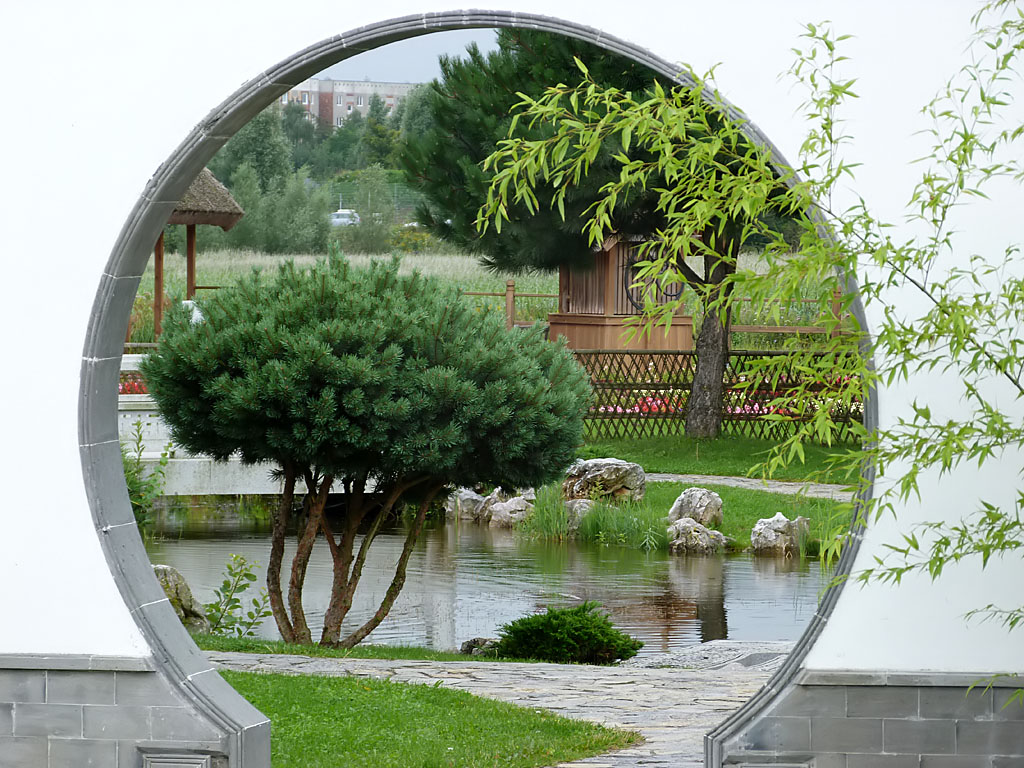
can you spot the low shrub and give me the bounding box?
[494,602,643,664]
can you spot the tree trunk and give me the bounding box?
[267,462,296,643]
[319,479,424,646]
[685,235,739,439]
[336,484,443,649]
[286,470,333,645]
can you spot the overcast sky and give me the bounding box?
[317,29,498,83]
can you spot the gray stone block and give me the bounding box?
[50,738,118,767]
[741,716,811,751]
[920,687,992,720]
[884,719,956,754]
[13,702,82,737]
[117,672,183,707]
[0,670,44,702]
[921,756,992,768]
[82,273,145,361]
[992,758,1024,768]
[84,704,152,740]
[80,440,137,529]
[47,670,116,705]
[848,755,921,768]
[0,705,10,736]
[814,752,849,768]
[773,685,847,717]
[957,722,1024,755]
[0,737,46,767]
[151,706,222,741]
[993,690,1024,720]
[811,717,883,753]
[848,686,919,718]
[79,355,123,446]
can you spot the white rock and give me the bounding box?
[562,458,646,502]
[445,488,486,521]
[750,512,810,556]
[668,487,724,527]
[668,517,727,555]
[488,496,534,528]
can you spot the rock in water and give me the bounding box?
[562,458,646,502]
[488,496,534,528]
[445,488,486,521]
[668,487,724,527]
[153,564,210,633]
[750,512,810,556]
[668,517,727,555]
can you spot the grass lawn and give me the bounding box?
[194,634,533,663]
[580,433,857,484]
[222,669,640,768]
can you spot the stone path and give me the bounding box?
[209,640,793,768]
[646,473,853,501]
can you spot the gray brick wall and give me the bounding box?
[0,665,230,768]
[720,678,1024,768]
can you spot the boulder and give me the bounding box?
[668,517,727,555]
[562,458,646,502]
[460,637,499,656]
[445,488,486,521]
[564,499,596,534]
[153,564,210,633]
[750,512,810,556]
[488,496,534,528]
[668,487,724,527]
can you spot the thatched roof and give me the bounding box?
[167,168,244,231]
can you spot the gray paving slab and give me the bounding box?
[208,640,793,768]
[646,473,853,501]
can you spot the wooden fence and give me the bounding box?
[574,349,863,442]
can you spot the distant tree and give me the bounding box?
[281,102,324,171]
[359,94,399,167]
[400,29,671,272]
[312,111,366,178]
[339,164,396,253]
[209,106,292,192]
[398,84,436,143]
[141,256,590,647]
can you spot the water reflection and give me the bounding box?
[145,500,827,654]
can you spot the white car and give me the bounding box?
[330,209,361,227]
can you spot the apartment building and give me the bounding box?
[280,78,417,126]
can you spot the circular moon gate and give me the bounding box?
[82,11,874,767]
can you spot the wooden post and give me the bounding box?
[186,224,197,300]
[153,232,164,339]
[602,247,616,316]
[558,265,569,313]
[505,279,515,330]
[830,285,842,339]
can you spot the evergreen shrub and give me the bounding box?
[494,602,643,665]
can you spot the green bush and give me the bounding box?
[494,602,642,665]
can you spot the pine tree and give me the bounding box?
[141,256,591,647]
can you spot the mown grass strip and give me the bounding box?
[222,669,640,768]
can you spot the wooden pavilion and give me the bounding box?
[547,234,694,350]
[152,168,244,335]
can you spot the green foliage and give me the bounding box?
[494,602,643,664]
[141,255,589,486]
[402,28,672,272]
[222,669,639,768]
[204,554,273,638]
[358,94,399,167]
[517,484,571,541]
[575,501,669,552]
[120,420,169,530]
[209,106,292,192]
[331,164,396,253]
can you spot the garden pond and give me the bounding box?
[144,497,830,655]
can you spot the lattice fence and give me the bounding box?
[575,350,863,443]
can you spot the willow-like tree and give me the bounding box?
[477,64,802,437]
[141,256,590,647]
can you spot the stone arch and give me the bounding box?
[79,11,874,767]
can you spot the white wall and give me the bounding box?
[0,1,1020,669]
